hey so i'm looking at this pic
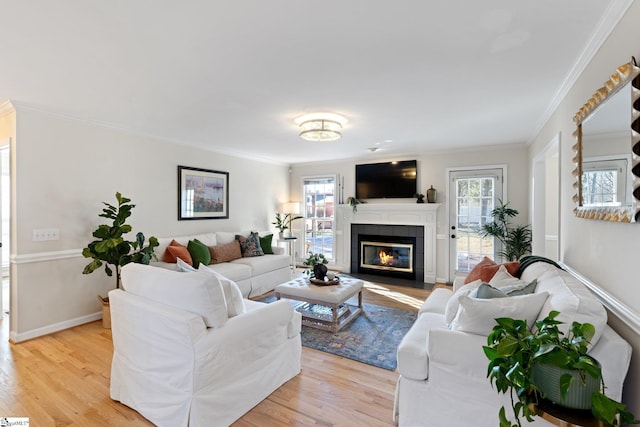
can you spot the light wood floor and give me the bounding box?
[0,281,443,426]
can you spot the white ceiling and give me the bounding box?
[0,1,630,164]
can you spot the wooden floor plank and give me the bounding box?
[0,280,435,426]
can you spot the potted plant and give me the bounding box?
[302,252,329,280]
[346,196,365,213]
[481,199,532,261]
[272,212,303,238]
[414,193,425,203]
[483,311,637,427]
[82,192,159,327]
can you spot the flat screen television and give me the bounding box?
[356,160,417,199]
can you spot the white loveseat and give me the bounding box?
[109,263,302,427]
[394,258,632,427]
[151,230,291,297]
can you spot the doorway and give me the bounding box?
[0,144,8,316]
[532,135,560,260]
[448,167,505,281]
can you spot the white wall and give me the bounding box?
[8,106,289,341]
[529,1,640,416]
[289,145,529,282]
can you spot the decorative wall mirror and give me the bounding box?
[572,57,640,222]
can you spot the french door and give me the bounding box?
[302,176,335,262]
[448,168,504,280]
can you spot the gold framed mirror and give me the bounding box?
[572,57,640,222]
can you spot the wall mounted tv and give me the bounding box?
[355,160,417,199]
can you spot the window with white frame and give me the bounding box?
[302,176,335,261]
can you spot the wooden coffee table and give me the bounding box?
[274,276,364,332]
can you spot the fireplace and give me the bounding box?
[351,224,424,282]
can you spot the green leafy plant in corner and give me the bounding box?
[82,192,159,292]
[481,199,532,261]
[302,252,328,277]
[483,311,638,427]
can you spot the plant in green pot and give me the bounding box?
[483,311,637,427]
[82,193,159,326]
[481,199,532,261]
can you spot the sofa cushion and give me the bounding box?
[188,239,211,268]
[474,279,537,299]
[209,240,242,264]
[450,292,549,336]
[231,254,290,276]
[259,233,274,254]
[444,279,483,325]
[236,232,264,257]
[465,257,520,284]
[199,264,246,317]
[121,263,228,328]
[163,240,193,266]
[204,262,252,283]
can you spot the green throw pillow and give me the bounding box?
[259,233,274,254]
[187,239,212,268]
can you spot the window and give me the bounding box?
[302,176,335,261]
[581,158,628,206]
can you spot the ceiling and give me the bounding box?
[0,1,630,165]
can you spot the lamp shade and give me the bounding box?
[281,201,301,215]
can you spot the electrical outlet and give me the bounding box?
[32,228,60,241]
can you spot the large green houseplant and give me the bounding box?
[483,311,638,427]
[82,192,159,293]
[481,199,532,261]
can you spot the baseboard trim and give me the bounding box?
[560,262,640,335]
[10,311,102,343]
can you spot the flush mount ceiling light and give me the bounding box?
[295,112,346,142]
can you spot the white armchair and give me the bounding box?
[109,263,301,427]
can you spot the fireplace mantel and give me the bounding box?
[335,203,440,283]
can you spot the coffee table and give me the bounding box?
[274,276,364,332]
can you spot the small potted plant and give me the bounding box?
[302,252,329,280]
[346,196,365,213]
[481,199,532,261]
[483,311,637,427]
[272,212,303,238]
[414,193,425,203]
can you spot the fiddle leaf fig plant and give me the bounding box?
[82,192,158,290]
[483,311,638,427]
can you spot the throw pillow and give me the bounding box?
[209,240,242,264]
[198,264,246,317]
[188,239,212,268]
[474,279,538,299]
[176,258,197,272]
[236,232,264,257]
[444,279,483,325]
[450,292,549,336]
[489,264,526,288]
[464,257,496,284]
[163,240,193,266]
[121,263,228,328]
[259,233,274,254]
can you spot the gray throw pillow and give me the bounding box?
[475,279,538,299]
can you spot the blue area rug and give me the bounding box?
[257,294,417,371]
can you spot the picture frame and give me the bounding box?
[178,165,229,220]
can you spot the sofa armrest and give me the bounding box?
[427,328,489,379]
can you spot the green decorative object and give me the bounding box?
[480,199,532,261]
[346,196,365,213]
[302,252,328,278]
[82,192,159,290]
[414,193,425,203]
[483,310,638,427]
[272,212,303,233]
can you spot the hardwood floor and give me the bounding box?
[0,281,441,426]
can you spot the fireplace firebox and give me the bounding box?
[354,230,420,281]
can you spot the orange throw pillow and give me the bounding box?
[209,240,242,264]
[465,257,520,284]
[163,240,193,265]
[464,257,496,284]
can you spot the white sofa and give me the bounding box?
[110,263,302,427]
[151,230,291,297]
[394,259,632,427]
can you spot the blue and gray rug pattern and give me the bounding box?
[258,294,417,371]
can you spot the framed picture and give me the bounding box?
[178,166,229,220]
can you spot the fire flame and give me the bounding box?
[379,250,394,265]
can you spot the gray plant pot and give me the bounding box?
[531,362,600,410]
